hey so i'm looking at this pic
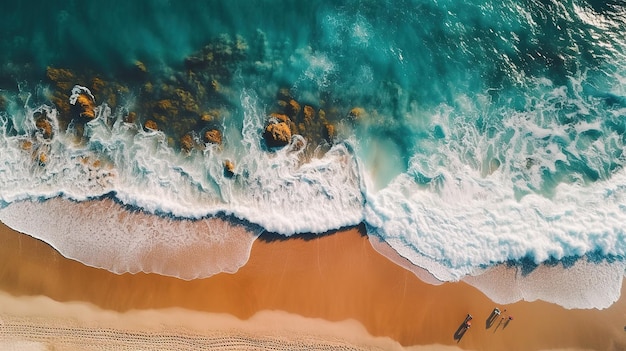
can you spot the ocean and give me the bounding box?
[1,0,625,309]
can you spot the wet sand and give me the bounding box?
[1,221,626,350]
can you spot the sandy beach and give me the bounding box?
[1,220,626,351]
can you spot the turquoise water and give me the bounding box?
[1,0,626,308]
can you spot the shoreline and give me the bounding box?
[1,219,626,350]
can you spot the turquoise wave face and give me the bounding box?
[0,0,626,306]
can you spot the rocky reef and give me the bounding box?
[8,32,362,173]
[261,88,342,156]
[46,67,129,128]
[43,34,249,152]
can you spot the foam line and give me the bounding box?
[0,198,261,280]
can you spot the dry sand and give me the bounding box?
[1,220,626,350]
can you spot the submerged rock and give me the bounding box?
[38,152,48,166]
[156,99,175,112]
[74,94,96,119]
[323,123,335,143]
[69,86,96,120]
[34,112,53,139]
[184,34,248,74]
[264,121,292,147]
[46,67,75,91]
[204,129,222,144]
[90,77,105,93]
[348,107,366,119]
[144,120,159,130]
[45,67,130,129]
[264,88,344,154]
[134,60,148,74]
[286,99,301,118]
[201,112,216,122]
[174,89,199,114]
[181,133,194,152]
[125,111,137,124]
[20,140,33,150]
[303,105,315,123]
[269,113,290,124]
[223,159,235,177]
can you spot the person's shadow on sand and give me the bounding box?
[453,315,472,342]
[493,317,506,333]
[503,316,513,329]
[453,323,468,342]
[486,308,500,328]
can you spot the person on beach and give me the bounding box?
[458,314,472,329]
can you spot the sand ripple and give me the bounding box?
[0,321,384,351]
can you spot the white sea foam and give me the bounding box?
[0,88,365,278]
[69,85,96,107]
[365,139,626,278]
[364,159,626,308]
[361,77,626,309]
[463,259,626,310]
[2,77,626,308]
[0,198,261,279]
[0,87,365,234]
